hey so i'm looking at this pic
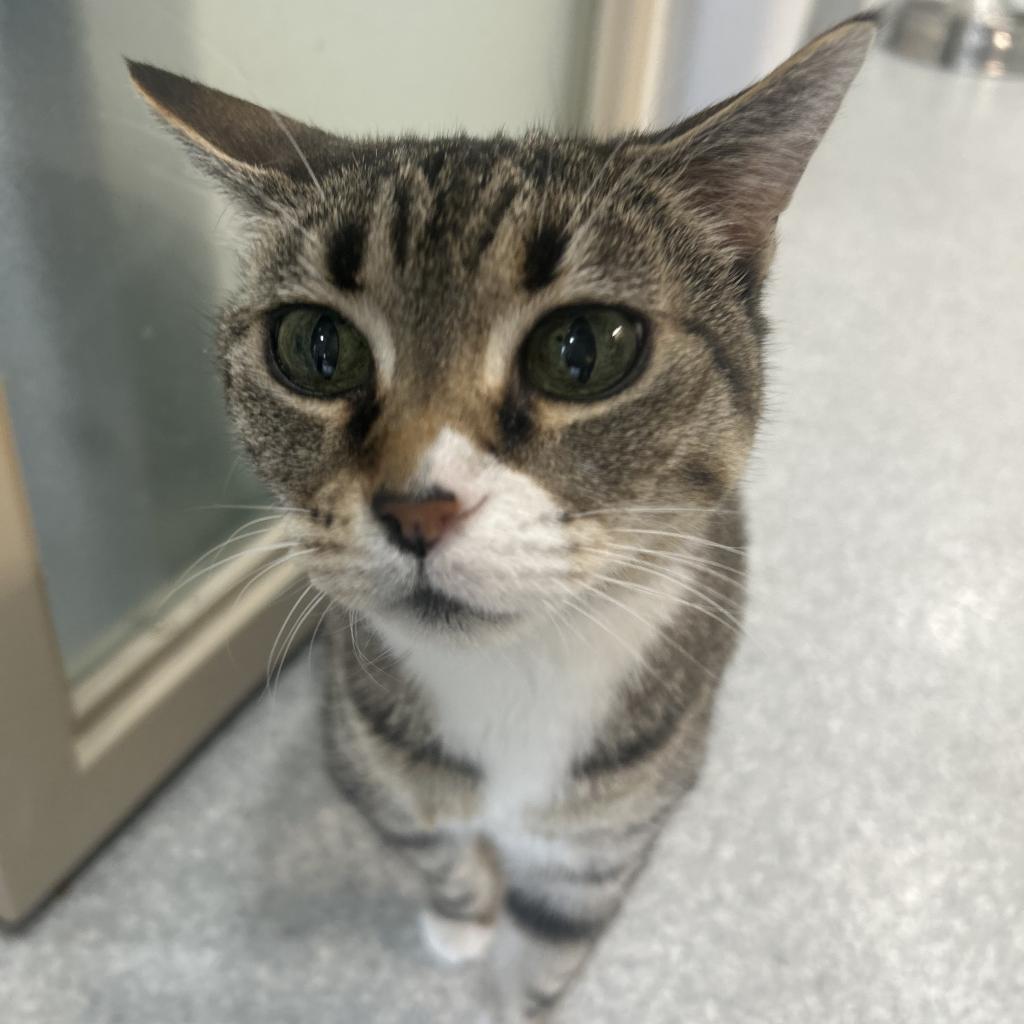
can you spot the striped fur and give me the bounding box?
[131,15,875,1021]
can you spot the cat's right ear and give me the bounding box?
[631,15,876,258]
[127,60,340,212]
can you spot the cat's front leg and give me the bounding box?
[484,832,651,1022]
[389,831,501,965]
[486,912,602,1023]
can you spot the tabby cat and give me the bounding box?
[130,14,875,1021]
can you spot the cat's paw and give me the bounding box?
[419,907,496,965]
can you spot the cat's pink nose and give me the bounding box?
[372,488,462,557]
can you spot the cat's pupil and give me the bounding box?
[559,316,597,384]
[310,315,339,378]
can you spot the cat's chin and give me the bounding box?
[401,585,518,627]
[370,584,527,644]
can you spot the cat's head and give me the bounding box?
[130,17,873,647]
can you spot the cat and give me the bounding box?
[130,13,875,1022]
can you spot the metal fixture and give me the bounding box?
[882,0,1024,76]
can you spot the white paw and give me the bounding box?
[419,907,495,965]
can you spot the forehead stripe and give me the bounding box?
[390,182,411,269]
[469,180,519,267]
[327,221,365,291]
[522,221,569,292]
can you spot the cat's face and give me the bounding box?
[130,19,872,642]
[216,137,760,640]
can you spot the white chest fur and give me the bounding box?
[410,630,619,817]
[372,583,682,822]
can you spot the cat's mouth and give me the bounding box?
[395,584,517,628]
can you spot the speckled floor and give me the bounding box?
[2,50,1023,1024]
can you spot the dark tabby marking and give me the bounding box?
[390,181,412,269]
[683,318,755,418]
[680,455,726,499]
[525,989,560,1016]
[327,221,365,291]
[420,147,447,187]
[505,888,605,943]
[471,180,520,266]
[344,391,380,452]
[496,384,534,450]
[346,661,481,778]
[378,828,443,850]
[572,707,682,777]
[522,221,569,291]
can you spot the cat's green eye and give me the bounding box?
[270,306,373,397]
[523,305,643,401]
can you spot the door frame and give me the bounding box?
[0,384,306,924]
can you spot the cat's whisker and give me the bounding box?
[174,520,279,585]
[552,580,652,670]
[161,541,304,607]
[570,133,633,230]
[266,583,317,691]
[266,110,325,200]
[220,454,246,497]
[563,582,658,668]
[349,612,395,691]
[272,590,329,692]
[583,551,744,620]
[242,576,308,692]
[358,623,402,677]
[550,596,590,651]
[590,572,745,639]
[349,613,400,675]
[235,548,314,602]
[608,526,745,557]
[542,598,570,648]
[577,541,746,585]
[285,589,329,667]
[307,597,337,675]
[567,505,741,519]
[175,514,286,583]
[574,578,718,682]
[563,589,705,725]
[587,556,744,623]
[604,542,746,584]
[576,131,674,240]
[266,583,315,682]
[137,13,327,204]
[195,502,308,514]
[560,591,709,723]
[574,556,744,621]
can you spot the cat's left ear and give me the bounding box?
[127,60,341,211]
[638,14,877,255]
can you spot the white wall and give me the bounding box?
[647,0,872,123]
[0,0,595,670]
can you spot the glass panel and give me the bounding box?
[0,0,594,678]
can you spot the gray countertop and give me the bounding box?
[2,48,1023,1024]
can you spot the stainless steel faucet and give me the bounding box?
[882,0,1024,75]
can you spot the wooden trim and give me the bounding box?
[587,0,675,132]
[0,384,307,924]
